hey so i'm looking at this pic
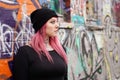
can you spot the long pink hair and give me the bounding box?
[30,25,67,64]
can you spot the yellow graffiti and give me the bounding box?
[0,59,12,79]
[109,51,112,57]
[17,0,41,22]
[0,1,19,9]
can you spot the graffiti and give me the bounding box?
[64,28,105,80]
[0,59,12,80]
[104,17,120,80]
[0,22,14,58]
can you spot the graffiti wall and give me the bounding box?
[0,0,120,80]
[64,0,120,80]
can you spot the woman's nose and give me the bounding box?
[56,22,59,29]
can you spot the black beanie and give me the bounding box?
[30,8,58,33]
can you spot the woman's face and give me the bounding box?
[45,17,59,37]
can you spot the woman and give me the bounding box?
[13,8,68,80]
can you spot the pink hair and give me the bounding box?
[30,25,67,64]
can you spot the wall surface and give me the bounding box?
[0,0,120,80]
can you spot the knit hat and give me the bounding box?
[30,8,58,33]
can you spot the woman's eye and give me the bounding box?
[50,21,55,24]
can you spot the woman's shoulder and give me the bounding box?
[18,45,32,50]
[15,45,33,55]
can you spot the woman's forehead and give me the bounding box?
[49,17,58,20]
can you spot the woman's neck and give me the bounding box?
[44,37,49,45]
[44,37,53,51]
